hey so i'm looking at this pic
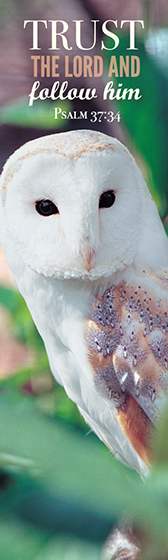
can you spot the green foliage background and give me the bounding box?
[0,7,168,560]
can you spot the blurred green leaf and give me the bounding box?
[35,535,101,560]
[0,391,138,520]
[0,515,101,560]
[2,369,168,557]
[0,471,112,544]
[0,517,48,560]
[0,286,21,314]
[0,285,43,346]
[0,451,35,471]
[2,390,168,559]
[0,393,164,523]
[0,98,70,129]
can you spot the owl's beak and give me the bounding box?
[85,247,95,271]
[80,244,95,272]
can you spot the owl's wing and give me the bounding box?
[85,271,168,467]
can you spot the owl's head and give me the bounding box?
[0,130,155,281]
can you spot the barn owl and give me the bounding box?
[0,129,168,478]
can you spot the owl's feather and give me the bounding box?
[0,130,168,476]
[86,271,168,466]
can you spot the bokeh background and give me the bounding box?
[0,1,168,559]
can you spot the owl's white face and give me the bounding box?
[0,131,147,280]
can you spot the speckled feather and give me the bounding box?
[86,273,168,465]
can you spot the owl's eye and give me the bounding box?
[99,190,115,209]
[35,199,59,216]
